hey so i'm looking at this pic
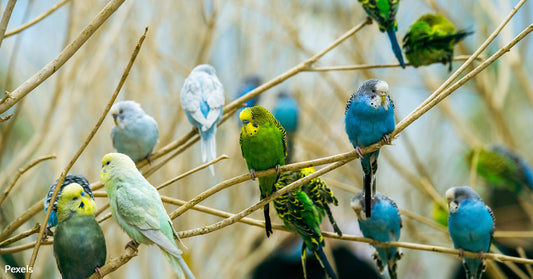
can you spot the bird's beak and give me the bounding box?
[112,114,118,126]
[380,94,386,106]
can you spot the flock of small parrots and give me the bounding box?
[40,1,526,279]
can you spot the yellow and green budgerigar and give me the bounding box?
[100,153,195,279]
[278,167,343,236]
[53,183,106,279]
[239,106,287,237]
[273,176,338,279]
[402,13,472,71]
[358,0,405,68]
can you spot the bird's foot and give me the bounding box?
[355,146,364,158]
[146,153,153,165]
[275,164,281,175]
[382,134,392,145]
[43,227,53,239]
[458,248,465,258]
[95,267,104,278]
[125,240,139,252]
[477,251,484,260]
[250,169,256,181]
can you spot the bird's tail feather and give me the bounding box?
[387,249,403,279]
[463,257,485,279]
[314,246,338,279]
[164,251,196,279]
[386,29,406,68]
[200,129,217,175]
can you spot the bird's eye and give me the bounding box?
[119,109,123,114]
[106,161,110,165]
[73,197,78,201]
[372,89,376,93]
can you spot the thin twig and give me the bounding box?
[4,0,71,38]
[0,0,17,49]
[0,201,42,242]
[517,247,533,278]
[0,155,56,206]
[0,0,128,114]
[25,26,148,279]
[0,223,39,248]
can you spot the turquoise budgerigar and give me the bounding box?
[44,174,94,231]
[277,167,342,236]
[344,79,395,217]
[358,0,405,68]
[100,153,195,279]
[446,186,494,279]
[273,177,338,279]
[110,100,159,163]
[403,13,472,71]
[53,183,106,279]
[351,191,402,279]
[273,91,299,164]
[181,64,225,175]
[239,106,287,237]
[468,145,533,194]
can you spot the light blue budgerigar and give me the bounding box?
[180,64,225,175]
[344,79,395,217]
[44,174,94,231]
[446,186,495,279]
[273,91,299,163]
[351,191,402,279]
[110,100,159,163]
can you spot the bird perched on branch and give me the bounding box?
[44,174,94,232]
[181,64,225,175]
[357,0,405,68]
[100,153,195,279]
[344,79,395,217]
[273,91,300,164]
[351,191,402,279]
[53,183,106,279]
[239,106,287,237]
[446,186,494,279]
[110,100,159,163]
[273,175,338,279]
[403,13,472,71]
[278,167,342,236]
[467,145,533,194]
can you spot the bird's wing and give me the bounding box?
[115,184,161,231]
[110,126,117,150]
[141,228,183,258]
[181,76,209,125]
[285,191,320,240]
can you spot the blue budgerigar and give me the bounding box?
[357,0,405,68]
[344,79,395,217]
[44,174,94,230]
[446,186,495,279]
[273,91,299,163]
[351,191,402,279]
[181,64,225,175]
[110,100,159,163]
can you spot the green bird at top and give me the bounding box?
[273,174,338,279]
[403,13,472,71]
[278,167,343,237]
[358,0,405,68]
[53,183,106,279]
[239,106,287,237]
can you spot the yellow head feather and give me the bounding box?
[100,152,136,184]
[56,183,96,223]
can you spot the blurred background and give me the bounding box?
[1,0,532,278]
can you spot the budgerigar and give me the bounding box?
[446,186,495,279]
[44,174,94,230]
[110,100,159,163]
[273,178,338,279]
[273,91,299,164]
[358,0,405,68]
[351,191,402,279]
[100,153,195,279]
[403,13,472,71]
[239,106,287,237]
[344,79,395,217]
[53,183,106,279]
[468,145,533,194]
[277,167,342,236]
[181,64,225,175]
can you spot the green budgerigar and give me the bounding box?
[403,13,471,71]
[358,0,405,68]
[239,106,287,237]
[278,167,343,236]
[53,183,106,279]
[273,176,338,279]
[100,153,195,279]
